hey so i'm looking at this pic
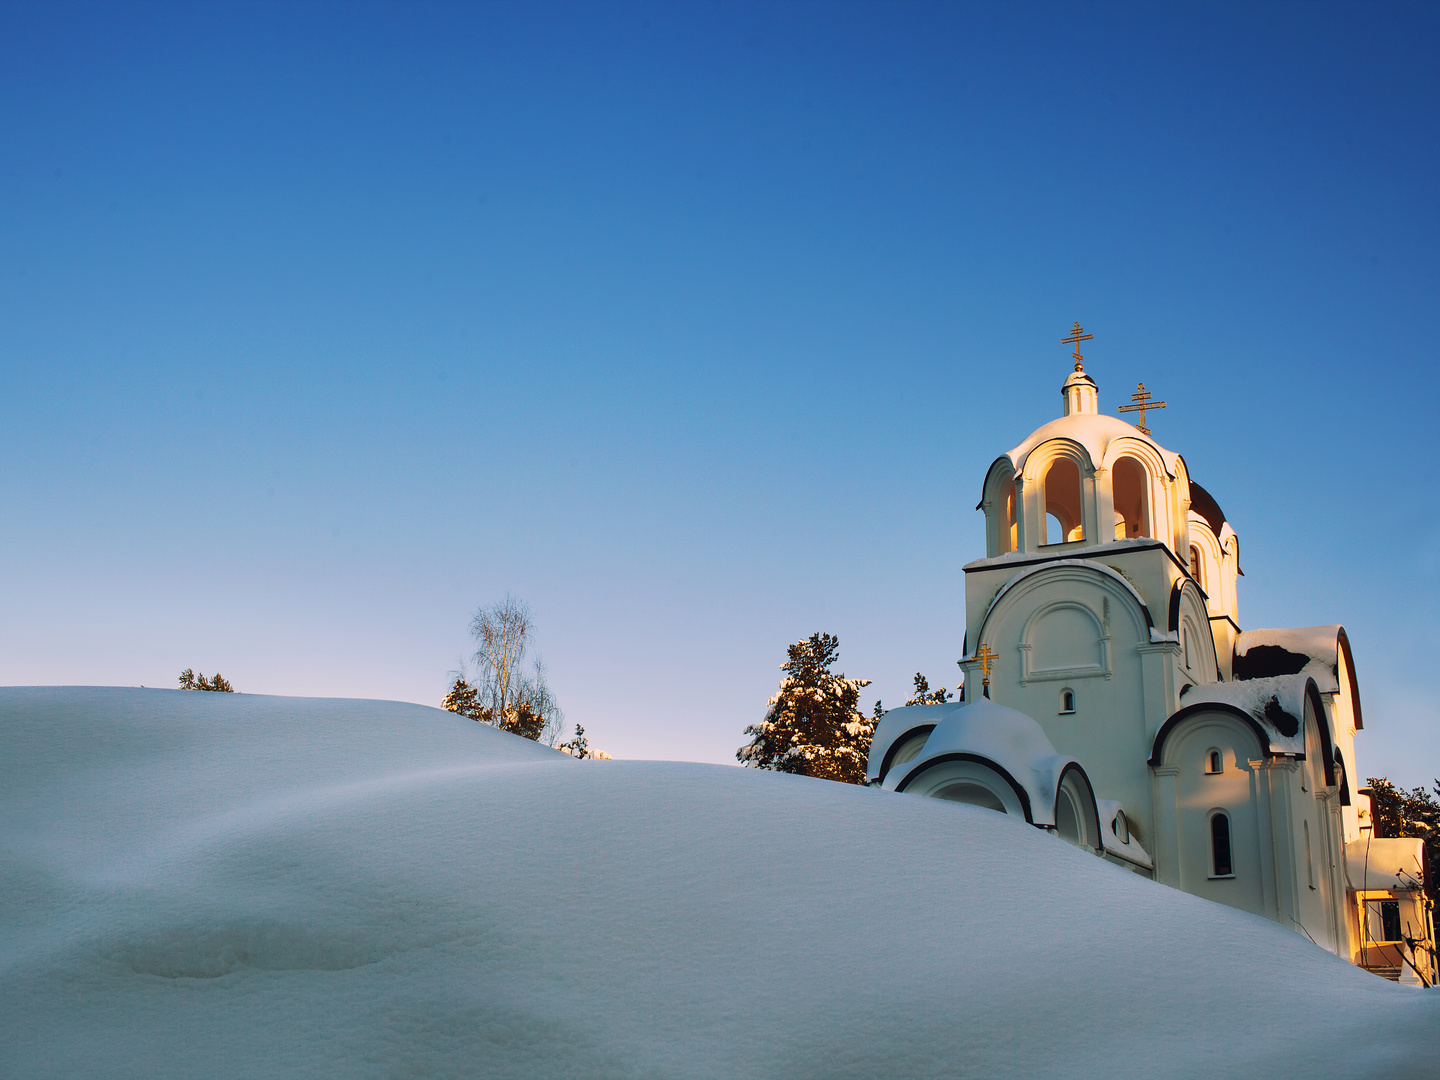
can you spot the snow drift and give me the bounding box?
[1,687,1434,1078]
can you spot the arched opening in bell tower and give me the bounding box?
[1112,456,1150,539]
[1043,458,1085,544]
[1000,480,1017,554]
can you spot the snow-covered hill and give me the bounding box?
[1,687,1433,1078]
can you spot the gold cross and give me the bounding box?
[1061,321,1093,371]
[1117,381,1167,435]
[974,643,998,698]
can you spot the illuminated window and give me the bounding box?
[1189,545,1204,588]
[1206,749,1222,774]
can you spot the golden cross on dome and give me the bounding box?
[1117,381,1167,435]
[974,643,998,698]
[1061,321,1093,371]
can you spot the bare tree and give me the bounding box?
[443,594,565,745]
[472,593,532,719]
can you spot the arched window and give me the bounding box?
[1043,458,1084,544]
[1206,748,1222,774]
[1059,688,1075,714]
[1189,545,1204,588]
[1210,812,1233,877]
[1111,457,1150,540]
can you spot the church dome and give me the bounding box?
[976,356,1193,559]
[882,697,1089,832]
[1005,412,1180,480]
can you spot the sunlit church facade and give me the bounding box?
[867,331,1436,985]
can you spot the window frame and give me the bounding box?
[1208,810,1234,879]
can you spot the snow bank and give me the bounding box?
[1,687,1433,1079]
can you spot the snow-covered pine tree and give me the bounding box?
[737,632,874,784]
[905,673,950,706]
[441,676,482,719]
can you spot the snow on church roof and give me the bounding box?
[1004,412,1181,478]
[1234,625,1344,693]
[1346,836,1428,892]
[882,697,1080,828]
[1176,673,1318,756]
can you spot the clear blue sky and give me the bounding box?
[2,1,1436,779]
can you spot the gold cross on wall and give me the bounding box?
[974,643,998,698]
[1061,321,1094,371]
[1118,381,1166,435]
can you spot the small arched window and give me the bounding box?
[1112,809,1129,844]
[1210,812,1233,877]
[1059,688,1076,714]
[1206,748,1222,774]
[1189,545,1204,588]
[1111,457,1150,540]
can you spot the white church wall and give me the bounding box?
[1162,713,1272,919]
[974,563,1156,846]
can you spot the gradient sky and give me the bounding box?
[2,1,1437,780]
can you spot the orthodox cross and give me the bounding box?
[1061,321,1094,371]
[1117,381,1167,435]
[974,643,998,699]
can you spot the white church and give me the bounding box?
[867,326,1436,985]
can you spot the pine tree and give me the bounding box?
[441,676,482,719]
[1367,776,1440,902]
[737,632,874,785]
[905,672,950,706]
[178,669,236,692]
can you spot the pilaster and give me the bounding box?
[1152,765,1181,887]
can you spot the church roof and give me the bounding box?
[1345,836,1427,892]
[1187,480,1229,537]
[1004,412,1180,478]
[1234,624,1362,727]
[881,697,1081,828]
[1173,673,1319,757]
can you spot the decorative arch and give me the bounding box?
[1018,599,1110,684]
[875,724,936,785]
[1020,439,1095,549]
[1336,626,1364,729]
[976,561,1154,671]
[1187,514,1223,595]
[1099,438,1171,538]
[1054,763,1103,854]
[979,457,1019,557]
[1111,455,1151,539]
[1149,703,1273,767]
[1167,578,1220,681]
[894,753,1035,822]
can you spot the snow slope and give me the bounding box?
[1,687,1434,1079]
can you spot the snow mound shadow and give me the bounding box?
[116,918,401,978]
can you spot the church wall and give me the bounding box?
[1164,713,1271,918]
[972,564,1157,848]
